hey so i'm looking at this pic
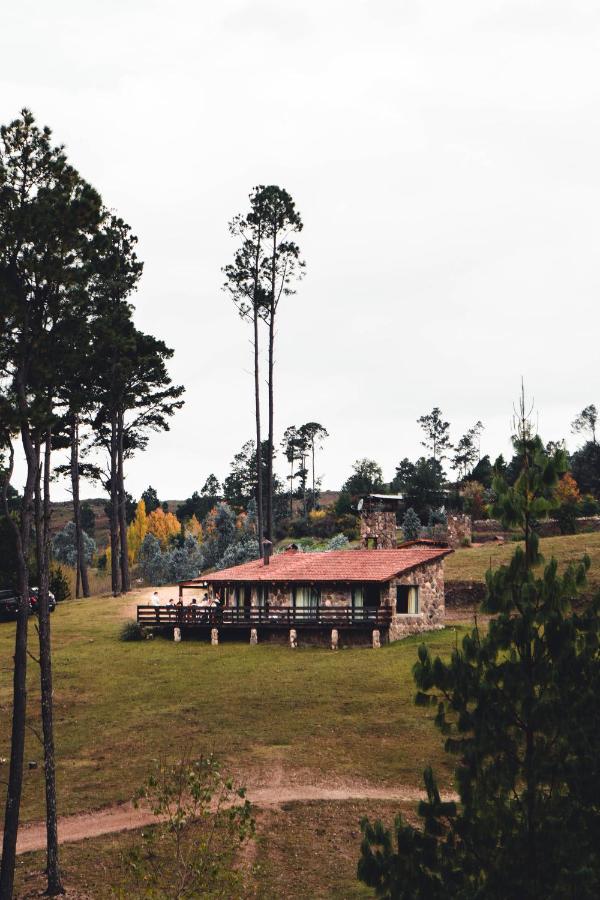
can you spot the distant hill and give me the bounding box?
[50,492,341,551]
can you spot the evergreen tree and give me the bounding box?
[259,186,305,542]
[141,485,160,513]
[401,507,421,541]
[358,396,600,898]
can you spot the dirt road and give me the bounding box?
[15,782,457,855]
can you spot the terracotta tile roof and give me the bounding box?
[191,544,452,585]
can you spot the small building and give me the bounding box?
[168,541,452,646]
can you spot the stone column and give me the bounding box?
[211,628,219,646]
[331,629,339,650]
[289,629,297,649]
[250,628,258,645]
[372,629,381,649]
[173,627,181,643]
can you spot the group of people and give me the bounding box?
[149,591,222,608]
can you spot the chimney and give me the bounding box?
[262,539,273,565]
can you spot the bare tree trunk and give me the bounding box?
[117,409,130,592]
[253,307,264,555]
[311,440,316,513]
[0,418,36,899]
[109,414,120,596]
[36,430,64,894]
[70,416,89,598]
[266,298,274,542]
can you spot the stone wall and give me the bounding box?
[360,510,397,549]
[383,560,446,641]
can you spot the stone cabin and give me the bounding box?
[193,541,452,644]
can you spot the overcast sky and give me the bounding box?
[4,0,600,501]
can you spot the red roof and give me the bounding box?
[191,544,452,585]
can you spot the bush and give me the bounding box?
[327,533,349,550]
[579,494,600,516]
[50,565,71,602]
[119,620,146,642]
[120,754,254,897]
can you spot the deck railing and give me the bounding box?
[137,604,392,628]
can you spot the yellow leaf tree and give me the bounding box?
[186,514,203,542]
[147,507,181,549]
[127,500,149,564]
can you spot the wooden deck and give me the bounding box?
[137,605,392,629]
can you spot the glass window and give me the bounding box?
[352,586,364,608]
[396,585,419,615]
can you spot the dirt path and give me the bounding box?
[15,782,457,855]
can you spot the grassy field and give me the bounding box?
[14,799,414,898]
[0,595,463,826]
[446,531,600,590]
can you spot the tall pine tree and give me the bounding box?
[359,392,600,899]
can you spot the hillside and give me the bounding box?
[446,532,600,593]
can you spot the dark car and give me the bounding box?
[0,588,56,620]
[0,589,19,620]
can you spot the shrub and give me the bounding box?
[579,494,600,516]
[119,620,146,642]
[327,533,349,550]
[50,565,71,602]
[119,754,254,897]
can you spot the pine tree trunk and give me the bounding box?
[311,441,316,512]
[117,410,130,592]
[70,416,90,598]
[253,306,264,556]
[0,411,35,899]
[109,414,120,596]
[266,298,275,542]
[38,430,64,895]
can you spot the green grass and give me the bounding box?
[0,596,463,824]
[446,531,600,590]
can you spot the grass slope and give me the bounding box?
[0,596,462,824]
[446,531,600,591]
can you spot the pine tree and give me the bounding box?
[359,393,600,899]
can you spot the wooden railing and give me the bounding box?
[137,604,392,628]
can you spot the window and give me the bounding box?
[396,585,419,615]
[351,586,364,608]
[366,536,377,550]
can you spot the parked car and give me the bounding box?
[0,588,56,620]
[29,588,57,614]
[0,589,19,620]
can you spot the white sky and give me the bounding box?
[4,0,600,501]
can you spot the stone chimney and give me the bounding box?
[359,495,400,549]
[262,539,273,565]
